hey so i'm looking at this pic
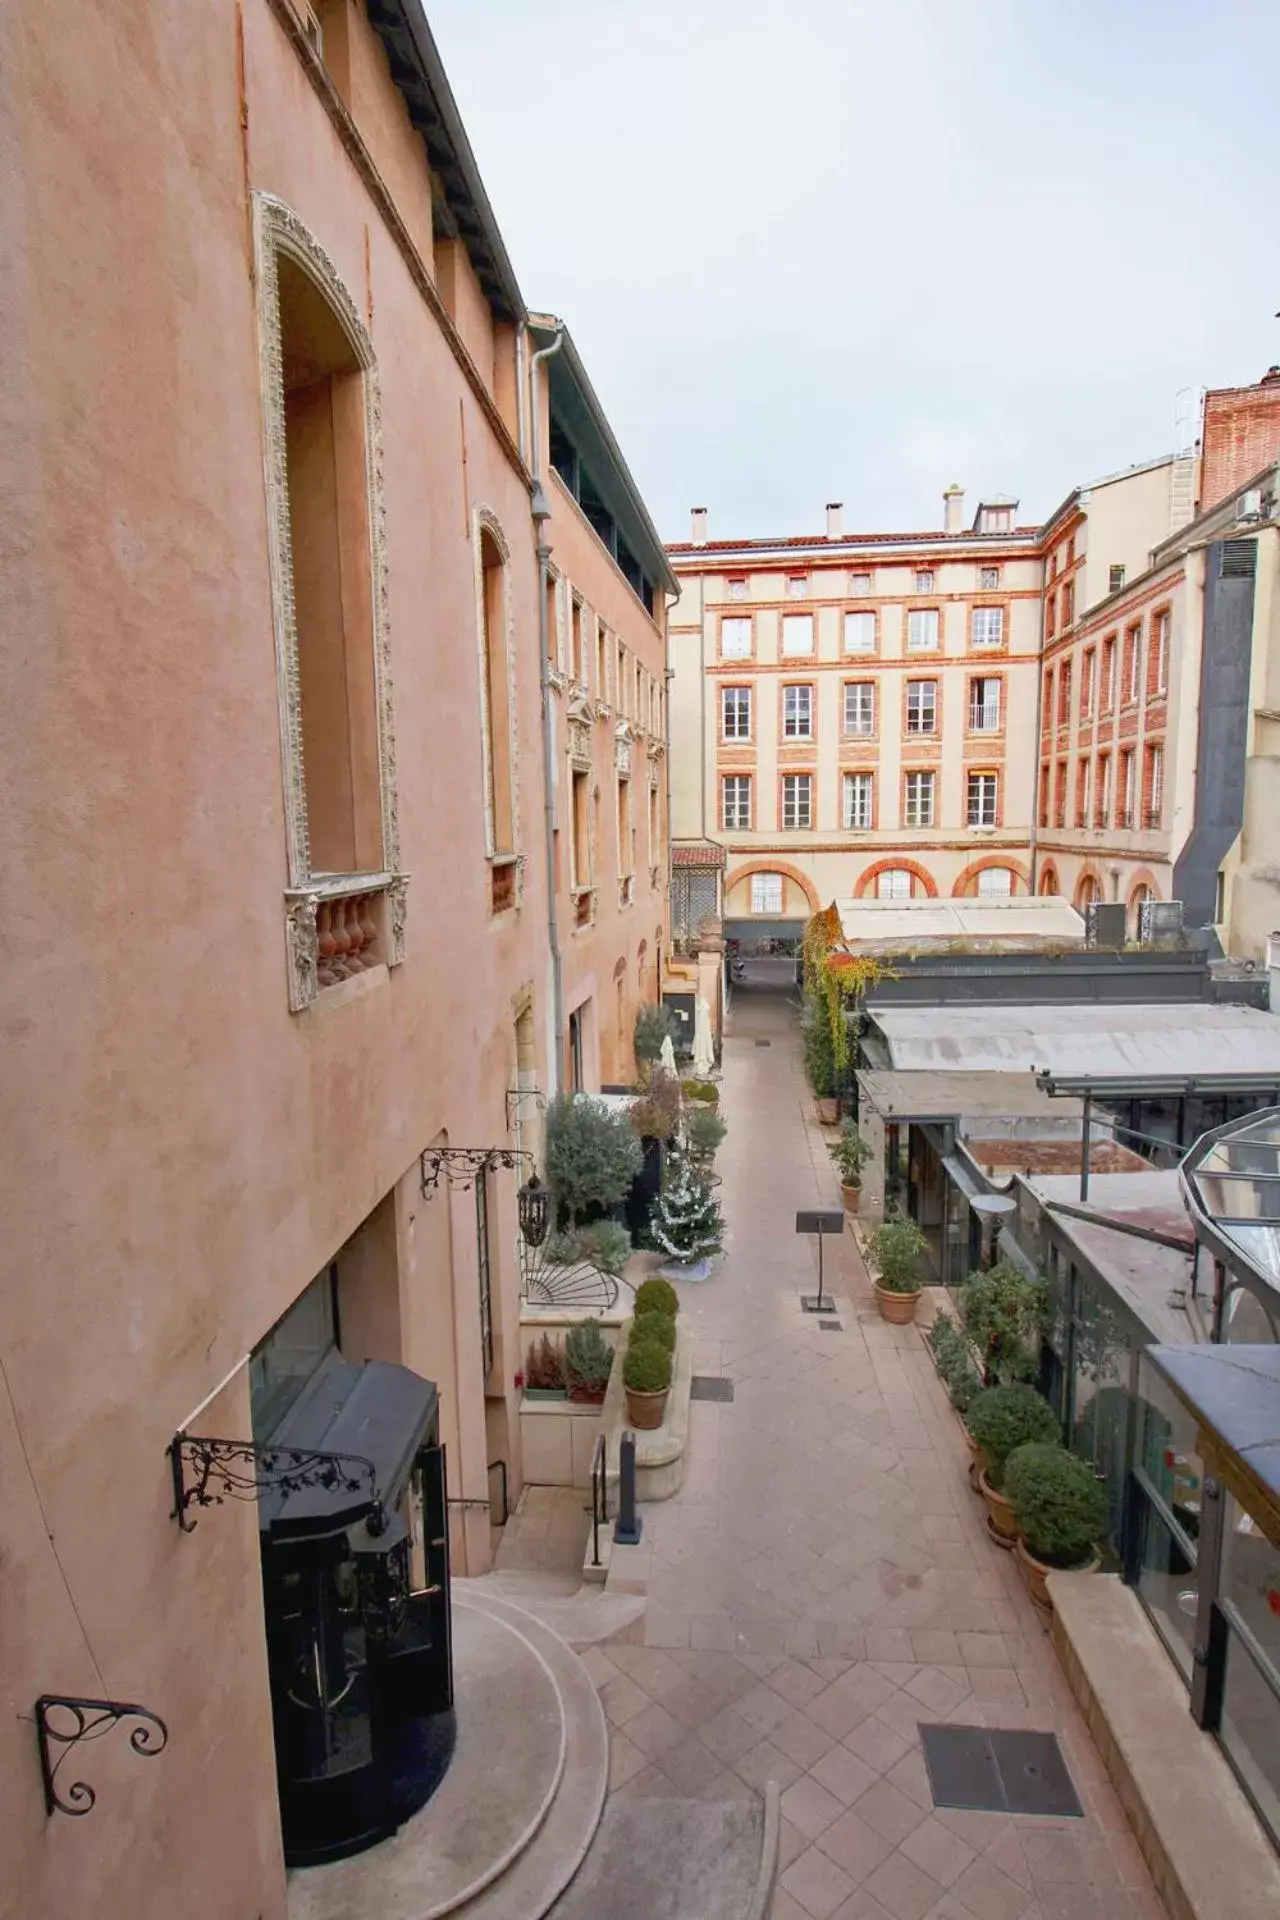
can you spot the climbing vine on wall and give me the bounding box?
[802,905,895,1074]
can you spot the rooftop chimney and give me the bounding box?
[826,501,843,540]
[943,484,965,535]
[690,507,708,546]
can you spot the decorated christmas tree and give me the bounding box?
[651,1150,724,1267]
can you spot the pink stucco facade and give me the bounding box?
[0,3,668,1914]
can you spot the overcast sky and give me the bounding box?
[427,0,1279,543]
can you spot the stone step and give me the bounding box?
[465,1567,646,1649]
[547,1786,780,1920]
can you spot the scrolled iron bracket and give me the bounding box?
[419,1145,533,1199]
[35,1695,168,1817]
[169,1433,381,1534]
[505,1086,547,1131]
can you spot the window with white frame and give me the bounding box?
[786,574,809,598]
[783,684,813,737]
[1120,748,1136,824]
[781,612,814,655]
[907,607,940,650]
[967,771,999,827]
[843,771,873,829]
[877,867,913,899]
[904,770,935,827]
[914,569,935,593]
[843,681,875,735]
[844,610,876,653]
[906,680,937,732]
[782,773,812,829]
[1153,610,1170,693]
[971,605,1004,648]
[979,566,1000,590]
[728,577,748,601]
[751,871,783,914]
[977,865,1013,897]
[721,775,751,830]
[968,677,1001,731]
[849,571,872,595]
[722,685,752,738]
[721,616,752,659]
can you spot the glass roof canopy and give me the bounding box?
[1180,1107,1280,1325]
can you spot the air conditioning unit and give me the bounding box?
[1238,489,1264,523]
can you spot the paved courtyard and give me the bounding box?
[585,986,1166,1920]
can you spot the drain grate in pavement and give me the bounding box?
[690,1376,735,1402]
[754,1038,771,1047]
[818,1319,843,1331]
[920,1725,1082,1817]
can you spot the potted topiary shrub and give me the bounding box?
[1005,1442,1109,1619]
[960,1261,1049,1387]
[633,1277,679,1320]
[563,1319,614,1405]
[630,1310,676,1353]
[829,1121,873,1213]
[623,1337,672,1429]
[523,1333,567,1402]
[966,1385,1060,1547]
[684,1106,727,1171]
[868,1218,926,1323]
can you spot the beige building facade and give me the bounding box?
[0,3,669,1915]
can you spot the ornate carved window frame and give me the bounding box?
[473,506,524,902]
[252,191,407,1010]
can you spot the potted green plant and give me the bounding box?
[563,1319,614,1405]
[927,1313,984,1479]
[966,1385,1060,1546]
[523,1333,567,1402]
[829,1121,873,1213]
[628,1071,682,1144]
[680,1078,719,1109]
[545,1092,644,1229]
[960,1261,1048,1387]
[633,1277,679,1319]
[684,1106,727,1170]
[576,1219,633,1276]
[868,1218,926,1323]
[1005,1442,1109,1618]
[623,1337,672,1429]
[630,1310,676,1353]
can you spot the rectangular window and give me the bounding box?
[914,569,935,593]
[967,772,998,827]
[842,771,873,829]
[617,774,633,877]
[977,866,1012,897]
[1054,760,1067,827]
[904,771,935,827]
[781,773,812,829]
[786,573,809,598]
[1102,636,1117,711]
[722,685,752,739]
[752,872,783,913]
[843,681,875,735]
[250,1268,338,1438]
[907,607,939,650]
[1043,667,1054,723]
[596,620,608,702]
[781,613,814,655]
[728,576,748,600]
[571,767,591,888]
[1096,753,1112,827]
[1080,648,1095,717]
[979,566,1000,589]
[906,680,937,732]
[1046,593,1057,639]
[1145,742,1164,825]
[971,606,1004,648]
[849,571,872,595]
[783,684,813,737]
[570,596,585,684]
[878,868,912,899]
[721,774,751,830]
[968,677,1001,731]
[1057,661,1072,726]
[476,1168,494,1379]
[721,615,752,659]
[1150,610,1170,695]
[1062,580,1075,625]
[1109,563,1126,594]
[1039,762,1050,828]
[844,610,876,652]
[1075,757,1091,828]
[1120,748,1135,826]
[1124,623,1142,702]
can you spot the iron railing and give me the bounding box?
[590,1433,607,1569]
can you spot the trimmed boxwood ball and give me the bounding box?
[622,1339,672,1394]
[966,1385,1059,1489]
[631,1310,676,1353]
[633,1277,679,1319]
[1005,1442,1109,1568]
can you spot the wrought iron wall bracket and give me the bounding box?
[505,1086,547,1130]
[419,1145,533,1198]
[169,1433,381,1534]
[35,1695,168,1817]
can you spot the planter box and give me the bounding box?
[518,1398,604,1488]
[522,1387,568,1403]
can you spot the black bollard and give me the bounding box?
[614,1429,643,1546]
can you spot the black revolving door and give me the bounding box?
[259,1359,455,1867]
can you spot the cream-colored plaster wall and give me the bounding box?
[1078,463,1176,611]
[1226,529,1280,958]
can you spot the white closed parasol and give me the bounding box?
[692,997,714,1078]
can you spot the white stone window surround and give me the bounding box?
[253,191,407,1013]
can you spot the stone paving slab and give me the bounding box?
[595,990,1168,1920]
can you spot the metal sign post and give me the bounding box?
[796,1209,844,1313]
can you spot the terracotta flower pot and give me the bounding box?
[625,1386,668,1431]
[1015,1535,1101,1622]
[980,1468,1018,1548]
[962,1425,988,1495]
[874,1284,920,1325]
[841,1182,862,1215]
[816,1098,839,1126]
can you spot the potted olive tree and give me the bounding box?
[868,1217,926,1323]
[829,1121,873,1213]
[1005,1442,1109,1619]
[545,1092,643,1233]
[966,1385,1060,1547]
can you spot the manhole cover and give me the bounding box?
[754,1039,771,1048]
[818,1319,843,1331]
[690,1376,735,1402]
[920,1725,1082,1817]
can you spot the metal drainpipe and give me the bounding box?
[1028,569,1047,895]
[531,324,565,1091]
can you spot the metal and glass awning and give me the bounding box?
[1036,1070,1280,1101]
[1181,1107,1280,1296]
[1144,1344,1280,1543]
